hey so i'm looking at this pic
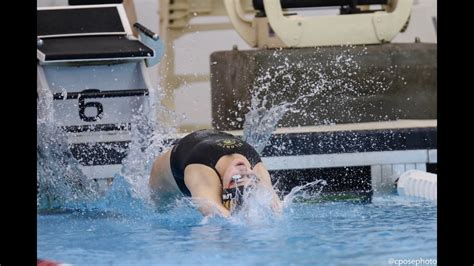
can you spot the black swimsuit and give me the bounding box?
[170,129,262,196]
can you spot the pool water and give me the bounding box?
[38,192,436,265]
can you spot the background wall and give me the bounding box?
[37,0,437,130]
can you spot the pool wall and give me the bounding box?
[210,43,437,130]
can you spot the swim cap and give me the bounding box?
[222,185,245,211]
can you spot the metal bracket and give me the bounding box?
[134,22,164,67]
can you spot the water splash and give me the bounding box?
[37,46,391,219]
[240,47,386,211]
[194,177,328,226]
[87,174,157,217]
[37,92,99,210]
[37,77,180,211]
[242,105,288,154]
[118,82,185,204]
[230,190,278,225]
[282,179,327,207]
[242,46,392,153]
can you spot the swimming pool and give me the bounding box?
[38,190,436,265]
[37,46,437,265]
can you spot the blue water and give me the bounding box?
[38,192,437,265]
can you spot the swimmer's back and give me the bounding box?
[170,129,261,196]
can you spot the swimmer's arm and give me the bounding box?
[254,163,283,213]
[184,165,231,218]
